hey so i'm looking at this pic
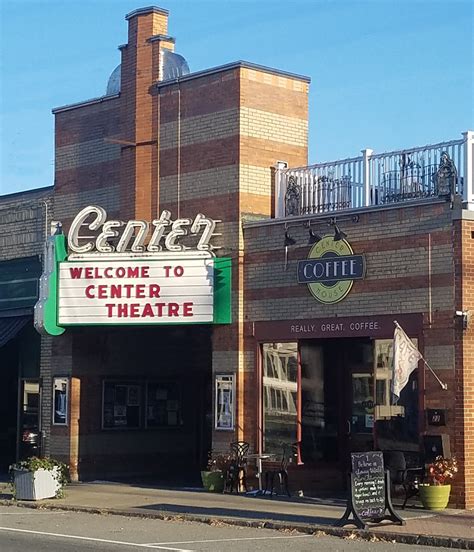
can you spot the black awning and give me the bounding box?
[0,316,29,348]
[0,256,41,312]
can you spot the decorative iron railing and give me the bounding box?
[275,131,473,218]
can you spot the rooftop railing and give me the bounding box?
[275,131,473,218]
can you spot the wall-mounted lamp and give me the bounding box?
[51,221,63,236]
[455,310,470,330]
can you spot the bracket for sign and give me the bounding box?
[335,471,405,530]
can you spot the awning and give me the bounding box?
[0,256,42,312]
[0,316,29,348]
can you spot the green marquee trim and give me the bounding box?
[213,257,232,324]
[43,234,67,336]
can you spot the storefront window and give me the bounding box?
[262,342,298,453]
[374,339,419,450]
[103,382,141,429]
[146,382,181,427]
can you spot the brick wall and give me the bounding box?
[242,199,470,506]
[0,187,55,466]
[47,6,310,476]
[53,98,121,227]
[0,187,52,260]
[155,62,309,451]
[454,213,474,508]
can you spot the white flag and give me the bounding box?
[392,325,422,400]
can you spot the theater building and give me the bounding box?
[1,6,473,508]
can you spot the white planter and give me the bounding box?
[13,467,61,500]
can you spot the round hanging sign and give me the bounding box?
[297,235,365,304]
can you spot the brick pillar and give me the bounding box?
[69,377,81,481]
[119,6,169,220]
[454,218,474,508]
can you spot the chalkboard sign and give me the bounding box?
[351,452,385,519]
[335,451,405,530]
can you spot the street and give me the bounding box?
[0,505,453,551]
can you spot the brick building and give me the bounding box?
[0,187,52,470]
[0,6,473,508]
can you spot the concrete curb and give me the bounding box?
[1,499,473,550]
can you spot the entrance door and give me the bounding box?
[300,338,374,490]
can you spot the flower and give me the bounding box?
[9,456,69,498]
[206,451,232,472]
[426,456,458,486]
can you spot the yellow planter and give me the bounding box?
[419,484,451,510]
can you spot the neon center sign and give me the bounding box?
[67,205,219,257]
[34,206,231,336]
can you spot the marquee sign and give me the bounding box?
[297,235,365,304]
[34,206,231,336]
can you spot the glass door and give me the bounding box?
[345,340,375,453]
[349,371,375,451]
[18,379,41,460]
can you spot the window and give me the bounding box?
[52,377,68,425]
[374,339,419,449]
[146,382,181,427]
[103,382,141,429]
[262,342,298,453]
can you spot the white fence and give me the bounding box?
[275,131,473,218]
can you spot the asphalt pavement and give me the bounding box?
[0,505,456,552]
[1,480,473,549]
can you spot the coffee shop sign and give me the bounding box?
[67,205,220,258]
[291,321,380,334]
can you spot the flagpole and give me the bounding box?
[394,321,448,390]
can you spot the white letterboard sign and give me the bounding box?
[58,259,214,325]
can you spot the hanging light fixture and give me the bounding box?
[308,222,323,245]
[333,223,347,242]
[284,230,296,247]
[283,227,296,270]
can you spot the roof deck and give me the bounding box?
[275,131,473,219]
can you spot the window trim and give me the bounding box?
[214,373,235,431]
[52,376,69,426]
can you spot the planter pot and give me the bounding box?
[200,470,224,493]
[419,484,451,510]
[13,467,61,500]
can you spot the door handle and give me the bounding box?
[347,419,351,436]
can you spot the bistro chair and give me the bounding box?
[263,442,298,498]
[225,441,250,493]
[383,450,425,509]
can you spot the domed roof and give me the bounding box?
[105,50,190,95]
[161,50,190,81]
[106,65,121,96]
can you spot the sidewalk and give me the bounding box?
[1,481,473,549]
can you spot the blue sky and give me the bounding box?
[1,0,472,195]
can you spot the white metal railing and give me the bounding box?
[275,131,474,218]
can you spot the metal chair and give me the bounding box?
[264,443,297,498]
[225,441,250,493]
[383,450,425,509]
